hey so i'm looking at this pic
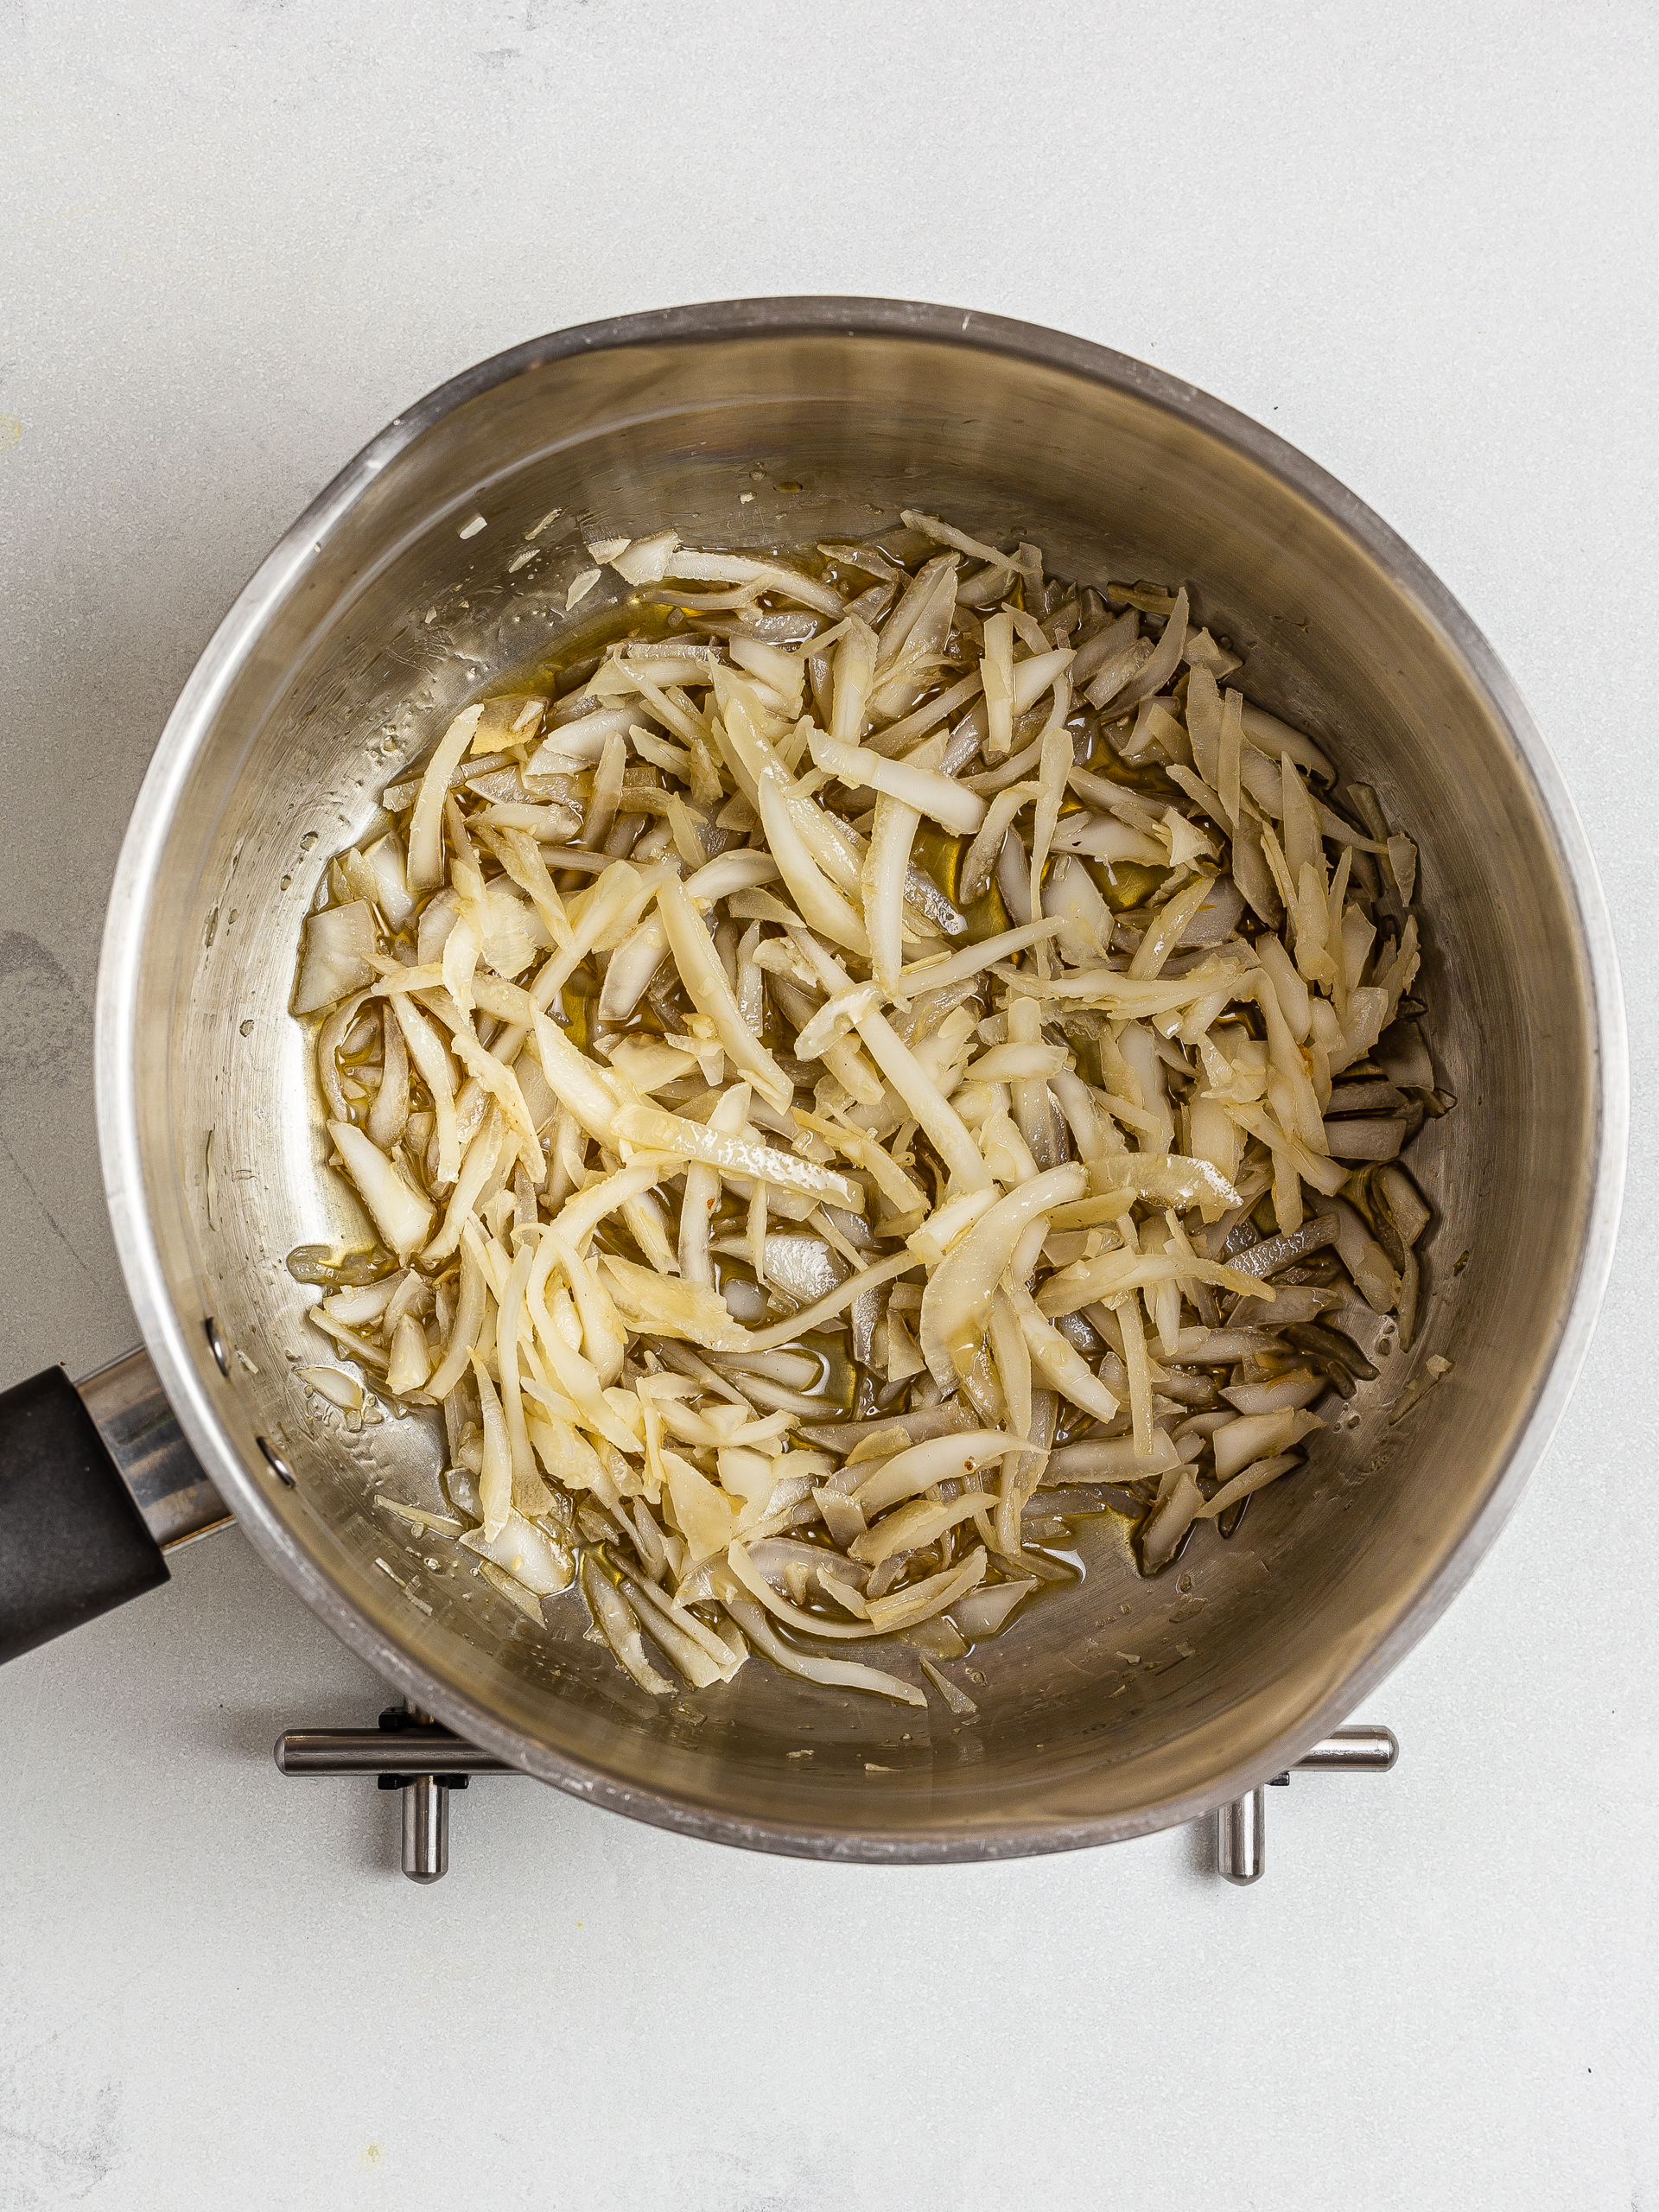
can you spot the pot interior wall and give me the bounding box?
[120,321,1601,1853]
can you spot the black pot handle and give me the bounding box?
[0,1351,230,1665]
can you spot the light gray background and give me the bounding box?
[3,4,1655,2207]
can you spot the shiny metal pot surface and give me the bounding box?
[89,299,1624,1860]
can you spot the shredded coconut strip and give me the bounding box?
[723,1595,925,1707]
[613,1102,864,1210]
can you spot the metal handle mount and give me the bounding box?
[1217,1726,1398,1885]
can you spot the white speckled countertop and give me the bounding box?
[3,6,1656,2206]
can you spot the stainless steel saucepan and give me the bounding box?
[0,299,1625,1862]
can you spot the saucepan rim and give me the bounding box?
[93,296,1628,1861]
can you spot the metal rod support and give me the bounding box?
[1217,1726,1398,1884]
[1293,1725,1397,1774]
[275,1729,514,1776]
[402,1774,448,1883]
[276,1719,1395,1886]
[275,1719,512,1883]
[1218,1787,1265,1885]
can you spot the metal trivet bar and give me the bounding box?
[275,1713,1396,1882]
[276,1708,514,1882]
[1216,1726,1398,1884]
